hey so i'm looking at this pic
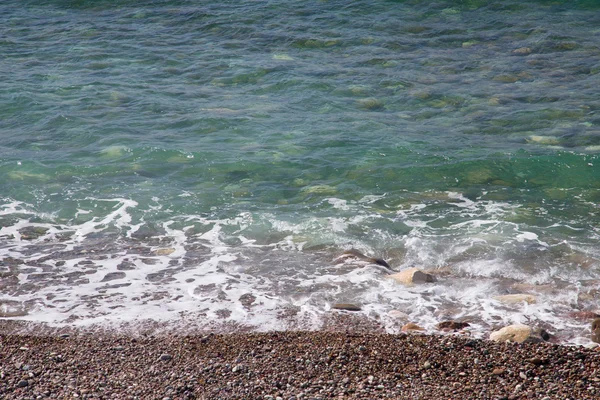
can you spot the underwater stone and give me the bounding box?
[437,321,470,331]
[493,294,536,305]
[18,226,49,240]
[332,303,362,312]
[101,272,126,282]
[357,98,384,111]
[154,248,176,256]
[526,135,560,145]
[388,268,436,285]
[512,47,532,55]
[301,185,337,195]
[388,310,409,320]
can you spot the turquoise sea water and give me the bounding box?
[1,0,600,342]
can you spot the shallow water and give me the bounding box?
[1,0,600,344]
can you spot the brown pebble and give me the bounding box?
[401,322,425,332]
[492,368,505,375]
[437,321,470,331]
[528,357,549,366]
[592,318,600,344]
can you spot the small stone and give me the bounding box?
[239,293,256,308]
[526,135,560,146]
[493,294,536,305]
[519,372,527,379]
[489,324,547,343]
[436,321,470,331]
[514,384,522,393]
[17,380,29,388]
[357,98,384,111]
[101,272,126,282]
[513,47,532,55]
[401,322,425,332]
[568,311,600,320]
[528,357,549,366]
[332,303,362,312]
[232,364,245,373]
[155,248,176,256]
[387,268,436,285]
[591,318,600,343]
[492,368,505,375]
[388,310,409,319]
[490,324,531,343]
[159,354,172,361]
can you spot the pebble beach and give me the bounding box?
[2,320,600,400]
[3,2,600,398]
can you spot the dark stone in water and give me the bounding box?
[340,249,394,272]
[18,226,49,240]
[100,272,126,282]
[117,260,136,271]
[332,303,362,312]
[437,321,470,331]
[239,293,256,308]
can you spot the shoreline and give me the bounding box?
[2,323,600,399]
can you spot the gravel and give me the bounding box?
[2,329,600,399]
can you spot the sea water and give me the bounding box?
[1,0,600,344]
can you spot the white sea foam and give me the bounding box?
[0,194,598,344]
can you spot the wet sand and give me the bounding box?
[2,321,600,399]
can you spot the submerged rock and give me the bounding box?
[18,226,49,240]
[239,293,256,308]
[489,324,548,344]
[526,135,560,145]
[300,184,337,195]
[154,248,175,256]
[336,249,393,271]
[493,294,536,305]
[568,311,600,321]
[437,321,470,331]
[387,268,436,285]
[332,303,362,312]
[388,310,409,320]
[512,47,532,55]
[0,300,28,317]
[357,98,384,111]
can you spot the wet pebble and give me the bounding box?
[331,303,362,312]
